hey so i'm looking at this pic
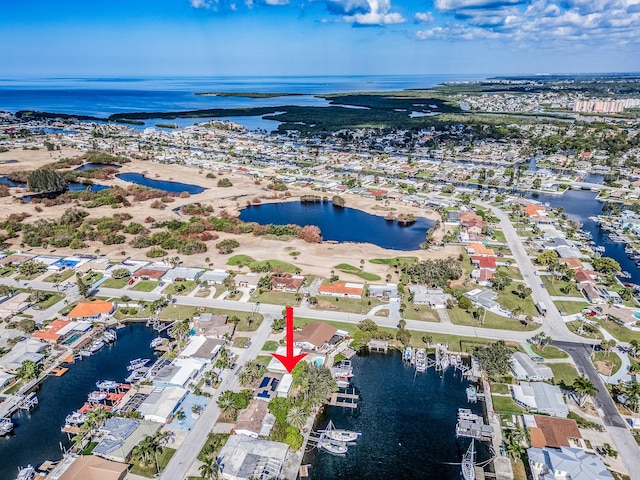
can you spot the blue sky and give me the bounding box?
[1,0,639,76]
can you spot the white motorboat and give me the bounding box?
[64,411,87,425]
[0,417,14,435]
[319,439,348,455]
[336,379,350,389]
[403,346,412,361]
[150,337,165,349]
[87,391,108,403]
[88,340,105,353]
[15,465,35,480]
[96,380,119,390]
[415,348,427,372]
[127,358,149,371]
[103,329,117,343]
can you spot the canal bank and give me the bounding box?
[303,350,490,480]
[0,323,157,480]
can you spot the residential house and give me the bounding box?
[294,322,338,351]
[199,269,230,285]
[270,274,304,292]
[138,386,188,424]
[524,204,547,218]
[194,313,235,339]
[409,286,451,308]
[235,273,260,289]
[0,339,47,372]
[161,267,203,282]
[318,281,364,299]
[527,446,613,480]
[368,283,398,299]
[234,399,275,438]
[465,243,495,256]
[93,417,160,463]
[48,455,129,480]
[179,335,225,364]
[132,266,170,280]
[32,319,74,344]
[511,382,568,417]
[464,288,500,311]
[217,435,289,480]
[511,353,554,382]
[459,211,487,237]
[523,414,585,449]
[67,300,116,321]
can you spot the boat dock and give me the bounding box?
[367,340,388,353]
[328,389,359,408]
[456,408,494,441]
[18,392,38,411]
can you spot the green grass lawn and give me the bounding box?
[593,351,622,376]
[163,280,197,296]
[448,307,538,331]
[262,340,279,351]
[595,317,640,343]
[251,290,300,306]
[531,345,569,359]
[197,433,230,462]
[491,383,510,394]
[402,304,439,322]
[158,304,199,321]
[492,395,525,414]
[248,259,299,274]
[82,271,103,285]
[131,280,159,292]
[496,289,537,316]
[233,336,250,348]
[194,288,212,298]
[0,266,15,277]
[38,292,64,309]
[113,305,151,320]
[333,263,382,280]
[548,362,580,386]
[227,255,255,266]
[42,269,75,283]
[566,320,604,340]
[496,266,522,280]
[493,230,506,243]
[129,447,176,477]
[101,277,129,289]
[554,300,590,315]
[15,271,47,281]
[541,276,581,298]
[255,355,272,367]
[369,256,418,267]
[314,296,385,315]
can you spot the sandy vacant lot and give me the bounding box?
[0,149,456,281]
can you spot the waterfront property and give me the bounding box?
[511,382,568,418]
[528,446,614,480]
[67,300,116,321]
[217,434,289,480]
[511,353,554,382]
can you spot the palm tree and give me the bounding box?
[626,381,640,412]
[503,426,526,459]
[629,340,640,358]
[169,319,190,340]
[286,406,307,430]
[120,295,131,307]
[199,457,219,480]
[572,376,598,408]
[17,360,43,381]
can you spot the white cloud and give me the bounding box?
[263,0,289,4]
[343,0,406,25]
[417,24,500,39]
[190,0,212,8]
[434,0,525,11]
[415,11,435,23]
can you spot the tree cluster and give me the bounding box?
[402,258,462,287]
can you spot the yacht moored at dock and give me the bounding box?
[127,358,150,371]
[0,417,14,436]
[461,440,476,480]
[15,465,36,480]
[319,420,361,443]
[95,380,119,391]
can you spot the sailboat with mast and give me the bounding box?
[461,439,476,480]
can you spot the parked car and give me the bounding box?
[244,341,252,349]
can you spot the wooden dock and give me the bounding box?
[328,391,359,408]
[50,367,68,376]
[299,465,310,477]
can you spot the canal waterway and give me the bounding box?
[305,351,489,479]
[239,201,433,251]
[524,190,640,285]
[0,323,157,480]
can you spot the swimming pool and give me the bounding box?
[314,357,324,368]
[52,259,80,269]
[634,312,640,320]
[63,333,82,345]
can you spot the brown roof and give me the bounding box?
[270,274,304,291]
[234,398,269,435]
[132,267,169,279]
[559,258,584,270]
[318,281,363,296]
[529,415,581,448]
[57,455,128,480]
[294,322,337,348]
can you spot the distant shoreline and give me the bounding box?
[194,92,304,98]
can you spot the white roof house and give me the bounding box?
[276,374,293,398]
[217,435,289,480]
[153,358,203,388]
[200,269,230,285]
[162,267,203,282]
[0,339,48,372]
[527,446,614,480]
[511,382,568,418]
[138,386,188,424]
[511,353,554,382]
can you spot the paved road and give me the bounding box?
[482,202,588,343]
[160,312,275,480]
[554,341,640,480]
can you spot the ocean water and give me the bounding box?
[0,75,485,118]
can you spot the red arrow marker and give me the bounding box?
[272,306,307,373]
